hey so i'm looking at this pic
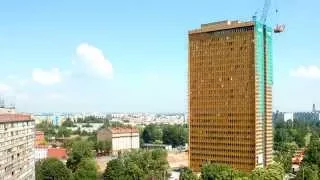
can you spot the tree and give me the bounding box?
[66,140,93,172]
[95,140,111,155]
[142,124,163,144]
[73,158,97,180]
[62,139,74,151]
[36,158,72,180]
[103,149,169,180]
[62,118,75,127]
[274,151,293,173]
[103,159,128,180]
[103,140,112,154]
[250,162,284,180]
[250,167,269,179]
[57,126,72,137]
[266,162,285,180]
[162,124,188,147]
[200,163,250,180]
[36,121,57,138]
[95,141,104,153]
[179,167,198,180]
[295,163,319,180]
[303,136,320,167]
[201,163,234,180]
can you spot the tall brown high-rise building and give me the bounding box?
[188,20,273,172]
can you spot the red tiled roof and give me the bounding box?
[292,150,305,165]
[48,148,68,160]
[0,114,32,123]
[111,127,139,134]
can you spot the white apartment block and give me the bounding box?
[34,147,47,161]
[0,108,35,180]
[97,127,139,155]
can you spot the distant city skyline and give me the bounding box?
[1,0,320,112]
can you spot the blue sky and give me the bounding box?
[0,0,319,113]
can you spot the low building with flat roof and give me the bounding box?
[97,127,139,155]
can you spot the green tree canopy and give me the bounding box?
[36,121,57,138]
[162,124,188,147]
[179,167,198,180]
[95,140,112,154]
[36,158,72,180]
[104,159,128,180]
[142,124,163,144]
[295,163,319,180]
[62,118,75,127]
[201,163,249,180]
[57,126,72,137]
[103,149,169,180]
[66,140,93,172]
[250,162,284,180]
[303,136,320,167]
[73,158,97,180]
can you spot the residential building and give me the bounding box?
[274,111,320,122]
[32,114,52,125]
[294,112,319,121]
[35,131,45,146]
[188,20,273,172]
[0,108,35,179]
[97,127,139,155]
[35,146,48,161]
[34,147,68,162]
[51,115,60,126]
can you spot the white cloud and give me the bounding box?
[32,68,62,85]
[290,65,320,79]
[0,83,11,93]
[76,43,113,79]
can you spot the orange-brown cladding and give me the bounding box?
[188,20,273,172]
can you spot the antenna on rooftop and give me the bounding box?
[0,96,16,109]
[0,96,4,108]
[6,96,16,109]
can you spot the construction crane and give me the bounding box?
[260,0,271,24]
[256,0,285,33]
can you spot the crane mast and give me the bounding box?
[257,0,284,33]
[260,0,271,24]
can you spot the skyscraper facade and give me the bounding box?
[188,20,273,172]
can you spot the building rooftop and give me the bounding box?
[0,114,32,123]
[111,127,138,134]
[0,107,16,114]
[189,20,254,34]
[48,148,68,160]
